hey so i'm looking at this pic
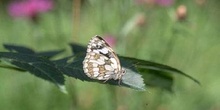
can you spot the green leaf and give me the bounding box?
[4,44,64,59]
[69,43,200,91]
[69,43,87,54]
[120,56,200,85]
[36,50,64,59]
[0,44,200,92]
[53,55,145,91]
[139,69,173,91]
[0,52,65,87]
[120,57,173,91]
[3,44,35,54]
[68,43,145,90]
[0,64,26,72]
[120,59,145,90]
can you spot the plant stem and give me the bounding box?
[73,0,81,41]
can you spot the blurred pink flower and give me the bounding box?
[134,0,155,5]
[155,0,173,6]
[8,0,53,19]
[103,35,117,47]
[134,0,173,7]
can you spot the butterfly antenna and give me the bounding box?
[124,61,140,69]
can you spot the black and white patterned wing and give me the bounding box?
[83,35,125,81]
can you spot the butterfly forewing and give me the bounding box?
[83,35,125,81]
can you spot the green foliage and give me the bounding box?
[0,52,65,86]
[0,44,199,91]
[1,0,220,110]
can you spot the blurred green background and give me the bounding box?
[0,0,220,110]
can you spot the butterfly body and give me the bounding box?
[83,35,125,82]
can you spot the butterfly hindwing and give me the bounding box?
[83,35,125,81]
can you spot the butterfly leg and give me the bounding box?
[103,78,110,83]
[118,79,122,86]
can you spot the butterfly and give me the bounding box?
[83,35,126,83]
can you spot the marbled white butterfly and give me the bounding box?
[83,35,126,83]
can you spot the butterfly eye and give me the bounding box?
[122,69,126,74]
